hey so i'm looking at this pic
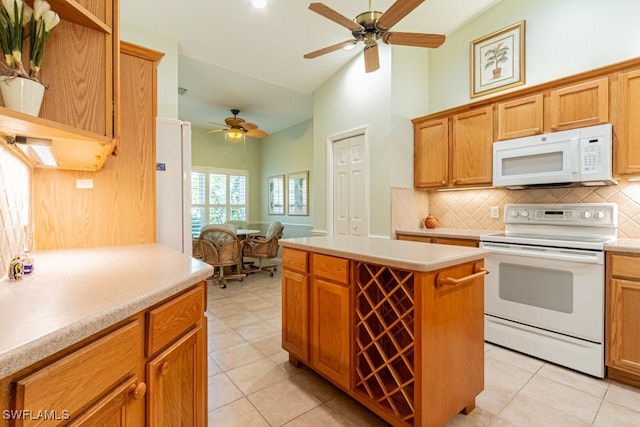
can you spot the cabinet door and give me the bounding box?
[607,277,640,376]
[282,268,310,361]
[311,278,351,389]
[147,326,206,427]
[549,78,609,131]
[68,377,146,427]
[615,70,640,175]
[414,118,449,188]
[497,94,543,140]
[452,107,494,186]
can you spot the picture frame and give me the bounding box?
[470,21,525,98]
[286,171,309,216]
[267,174,284,215]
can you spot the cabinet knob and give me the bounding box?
[129,382,147,400]
[534,127,542,134]
[550,124,558,131]
[158,361,171,376]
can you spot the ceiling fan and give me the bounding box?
[207,109,269,140]
[304,0,445,73]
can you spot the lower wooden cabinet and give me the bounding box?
[311,277,350,389]
[147,326,206,427]
[606,253,640,386]
[1,282,207,427]
[281,246,485,426]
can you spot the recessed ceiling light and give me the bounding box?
[252,0,266,8]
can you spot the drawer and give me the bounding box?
[147,284,205,356]
[282,248,308,274]
[313,254,349,284]
[14,320,141,427]
[610,254,640,279]
[432,237,479,247]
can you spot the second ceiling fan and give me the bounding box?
[304,0,445,73]
[207,109,269,140]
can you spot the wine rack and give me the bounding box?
[354,261,416,425]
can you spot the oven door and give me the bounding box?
[480,241,604,343]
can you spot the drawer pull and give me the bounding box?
[129,382,147,400]
[158,362,171,376]
[435,264,489,288]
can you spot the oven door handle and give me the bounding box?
[481,243,602,263]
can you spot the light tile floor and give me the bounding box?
[206,270,640,427]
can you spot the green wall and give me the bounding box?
[190,128,263,224]
[429,0,640,113]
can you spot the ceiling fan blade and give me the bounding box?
[239,121,258,130]
[304,40,358,59]
[382,32,445,48]
[364,43,379,73]
[246,128,269,139]
[377,0,425,30]
[308,3,364,32]
[206,129,225,134]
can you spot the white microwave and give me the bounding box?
[492,123,616,189]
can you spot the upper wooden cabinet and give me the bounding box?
[549,78,609,131]
[497,94,543,140]
[452,107,494,187]
[0,0,119,171]
[413,57,640,188]
[414,118,449,189]
[412,106,493,190]
[615,70,640,175]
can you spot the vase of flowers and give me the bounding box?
[0,0,59,116]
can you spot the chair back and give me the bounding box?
[197,226,242,267]
[225,220,249,231]
[265,221,284,240]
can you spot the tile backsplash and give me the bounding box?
[392,183,640,238]
[0,144,31,278]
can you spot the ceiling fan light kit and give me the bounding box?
[304,0,446,73]
[207,108,269,140]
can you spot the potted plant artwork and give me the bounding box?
[484,42,509,79]
[0,0,60,116]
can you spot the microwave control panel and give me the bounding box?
[580,136,604,172]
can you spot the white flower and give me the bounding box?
[1,0,16,23]
[32,0,50,21]
[42,9,58,32]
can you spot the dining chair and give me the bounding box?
[242,221,285,276]
[193,225,245,288]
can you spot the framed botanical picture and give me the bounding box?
[471,21,525,98]
[286,171,308,216]
[267,175,284,215]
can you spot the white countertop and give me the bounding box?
[0,244,213,378]
[605,238,640,254]
[279,235,488,272]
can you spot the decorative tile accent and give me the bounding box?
[393,183,640,238]
[0,144,31,278]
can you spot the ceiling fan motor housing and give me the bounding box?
[352,11,384,40]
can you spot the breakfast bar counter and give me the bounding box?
[279,236,488,427]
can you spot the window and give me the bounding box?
[191,167,248,236]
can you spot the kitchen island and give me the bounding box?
[0,244,213,426]
[279,236,489,427]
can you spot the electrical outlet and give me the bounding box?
[490,206,500,219]
[76,179,93,189]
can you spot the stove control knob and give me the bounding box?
[520,211,529,218]
[582,211,592,219]
[510,210,519,217]
[594,211,606,219]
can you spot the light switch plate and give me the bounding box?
[76,179,93,189]
[490,206,500,219]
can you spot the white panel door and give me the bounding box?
[333,134,368,236]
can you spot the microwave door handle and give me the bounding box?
[570,139,579,173]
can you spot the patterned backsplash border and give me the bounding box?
[392,183,640,238]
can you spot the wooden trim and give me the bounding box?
[120,41,166,62]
